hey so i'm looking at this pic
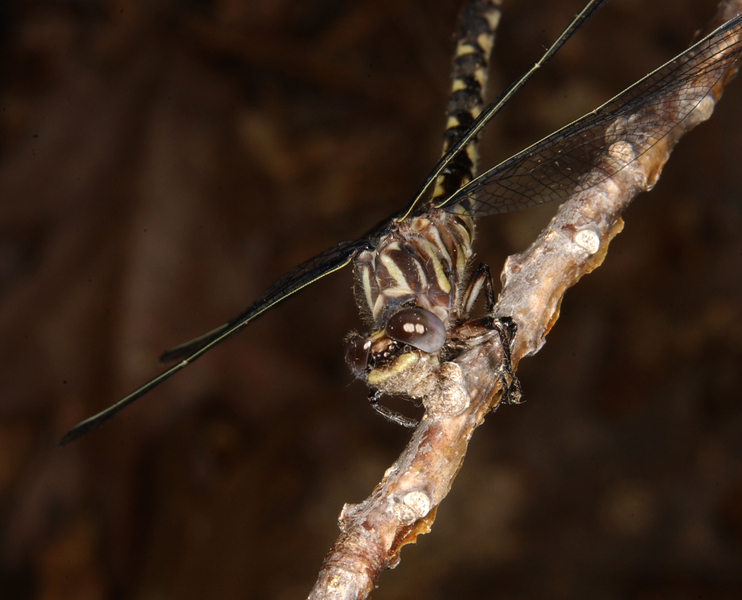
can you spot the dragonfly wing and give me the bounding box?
[160,238,365,361]
[158,322,231,363]
[59,238,364,445]
[395,0,608,220]
[437,16,742,216]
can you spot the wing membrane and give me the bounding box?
[396,0,608,220]
[59,239,364,445]
[437,16,742,216]
[160,239,363,361]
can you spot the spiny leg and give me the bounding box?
[490,317,522,405]
[368,389,418,429]
[459,262,520,402]
[462,261,496,319]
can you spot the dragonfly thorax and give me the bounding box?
[353,209,475,328]
[345,209,476,397]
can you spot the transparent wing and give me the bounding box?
[59,239,364,445]
[436,16,742,216]
[160,239,364,361]
[396,0,608,220]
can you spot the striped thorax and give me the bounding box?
[344,207,476,399]
[357,209,474,325]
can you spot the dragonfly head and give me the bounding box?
[344,306,447,398]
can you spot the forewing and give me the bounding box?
[159,238,364,362]
[59,238,363,444]
[437,16,742,216]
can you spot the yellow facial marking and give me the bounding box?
[368,329,387,343]
[367,352,419,385]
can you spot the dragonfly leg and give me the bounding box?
[462,262,496,319]
[461,263,520,403]
[490,317,522,405]
[368,389,418,429]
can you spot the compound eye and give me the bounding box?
[344,334,371,378]
[385,307,446,353]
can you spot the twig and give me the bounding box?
[306,2,742,599]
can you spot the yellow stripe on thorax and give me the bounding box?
[418,239,451,294]
[380,254,412,291]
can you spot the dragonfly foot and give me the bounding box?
[491,317,522,405]
[368,389,419,429]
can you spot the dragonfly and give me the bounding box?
[60,0,742,444]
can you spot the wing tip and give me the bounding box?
[58,418,100,446]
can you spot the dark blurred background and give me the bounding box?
[1,0,741,598]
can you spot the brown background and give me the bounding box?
[1,0,741,598]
